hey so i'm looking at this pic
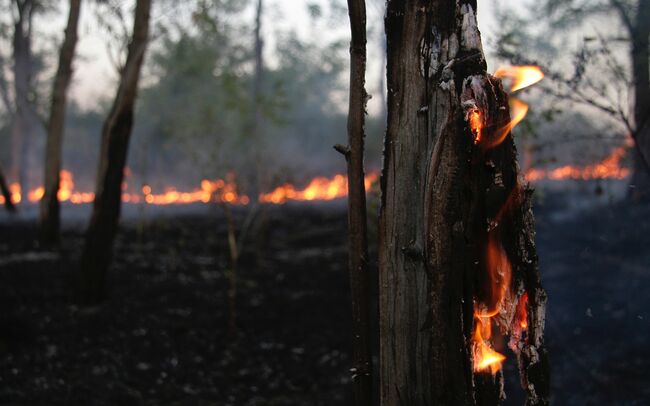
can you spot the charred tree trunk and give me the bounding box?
[76,0,151,305]
[0,162,16,212]
[338,0,373,405]
[379,1,549,405]
[628,0,650,201]
[39,0,82,245]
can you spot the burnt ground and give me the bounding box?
[0,193,649,405]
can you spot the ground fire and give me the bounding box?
[0,171,380,206]
[0,152,630,208]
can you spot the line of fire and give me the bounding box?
[1,1,649,405]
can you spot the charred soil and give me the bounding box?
[0,196,649,405]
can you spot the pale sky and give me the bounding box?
[38,0,501,111]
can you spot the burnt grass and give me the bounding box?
[0,195,649,405]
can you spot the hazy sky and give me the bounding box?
[41,0,498,110]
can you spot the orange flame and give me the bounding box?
[469,110,484,144]
[473,314,507,374]
[516,292,528,330]
[0,171,379,206]
[259,173,378,204]
[494,65,544,92]
[472,238,512,374]
[474,65,543,149]
[524,145,630,182]
[485,98,529,149]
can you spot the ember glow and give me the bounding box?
[469,110,484,144]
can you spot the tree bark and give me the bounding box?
[341,0,373,405]
[76,0,151,305]
[379,1,549,405]
[39,0,82,245]
[628,0,650,201]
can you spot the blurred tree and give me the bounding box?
[76,0,151,305]
[1,0,49,194]
[132,0,349,189]
[133,0,252,187]
[40,0,82,245]
[493,0,650,201]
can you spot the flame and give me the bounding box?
[473,314,507,374]
[259,173,378,204]
[472,238,511,374]
[469,110,484,144]
[0,171,379,206]
[524,145,630,181]
[494,65,544,92]
[486,98,529,149]
[472,65,542,150]
[516,292,528,330]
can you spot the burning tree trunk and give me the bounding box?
[379,1,549,405]
[39,0,82,244]
[75,0,151,305]
[337,0,373,404]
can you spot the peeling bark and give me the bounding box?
[379,1,549,405]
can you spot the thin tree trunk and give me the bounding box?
[0,162,16,212]
[628,0,650,201]
[379,1,549,405]
[39,0,82,244]
[338,0,373,404]
[76,0,151,305]
[251,0,270,266]
[252,0,264,196]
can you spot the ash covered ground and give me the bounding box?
[0,187,649,405]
